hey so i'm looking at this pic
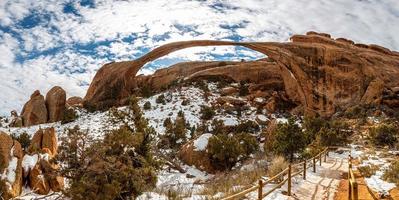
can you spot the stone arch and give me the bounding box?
[85,40,309,113]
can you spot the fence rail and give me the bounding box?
[221,148,329,200]
[348,155,358,200]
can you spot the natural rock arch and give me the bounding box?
[84,33,399,117]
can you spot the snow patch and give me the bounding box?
[193,133,213,151]
[22,154,39,174]
[1,156,18,185]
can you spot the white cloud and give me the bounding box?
[0,0,399,115]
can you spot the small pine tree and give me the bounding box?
[238,81,249,96]
[200,106,215,120]
[11,132,31,151]
[272,117,306,162]
[143,101,151,110]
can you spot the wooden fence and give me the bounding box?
[348,155,358,200]
[221,148,329,200]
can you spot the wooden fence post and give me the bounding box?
[303,160,306,180]
[324,150,327,162]
[258,179,263,200]
[319,154,322,166]
[288,164,292,196]
[313,158,316,173]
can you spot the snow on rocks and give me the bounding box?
[21,154,38,174]
[193,133,213,151]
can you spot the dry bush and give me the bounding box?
[358,164,379,178]
[200,154,268,198]
[267,156,289,182]
[382,160,399,187]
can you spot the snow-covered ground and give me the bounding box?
[0,83,282,199]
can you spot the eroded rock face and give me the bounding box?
[46,86,66,123]
[0,132,23,199]
[21,90,48,126]
[66,96,83,108]
[84,33,399,117]
[178,136,214,173]
[28,128,57,156]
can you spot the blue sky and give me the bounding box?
[0,0,399,115]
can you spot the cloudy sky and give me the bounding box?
[0,0,399,115]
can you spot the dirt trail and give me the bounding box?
[334,170,377,200]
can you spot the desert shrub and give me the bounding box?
[62,108,78,124]
[272,117,307,162]
[196,80,209,92]
[382,160,399,186]
[303,116,328,144]
[156,94,166,104]
[160,115,187,149]
[200,106,215,120]
[58,125,158,200]
[234,120,260,134]
[238,81,249,96]
[344,105,368,119]
[263,122,278,153]
[181,99,189,106]
[268,156,289,182]
[207,134,242,170]
[303,117,350,147]
[368,123,398,147]
[236,133,258,156]
[11,132,31,151]
[140,85,153,98]
[358,164,379,178]
[163,118,172,128]
[211,119,226,135]
[143,101,151,110]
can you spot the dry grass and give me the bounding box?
[357,164,379,178]
[267,156,289,183]
[199,154,268,199]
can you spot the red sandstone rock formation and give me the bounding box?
[21,90,48,126]
[0,132,23,199]
[46,86,66,123]
[84,32,399,117]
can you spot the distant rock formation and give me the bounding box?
[66,96,83,108]
[20,86,72,126]
[46,86,66,123]
[21,90,48,126]
[83,32,399,117]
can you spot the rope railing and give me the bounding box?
[221,148,330,200]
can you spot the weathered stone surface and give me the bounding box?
[66,96,83,108]
[0,132,23,199]
[41,128,57,156]
[84,33,399,117]
[21,90,48,126]
[220,87,238,96]
[9,110,23,128]
[28,128,57,156]
[178,137,214,173]
[45,86,66,123]
[28,129,43,154]
[29,163,50,195]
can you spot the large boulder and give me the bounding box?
[28,128,57,156]
[9,110,23,128]
[21,90,48,126]
[0,132,23,199]
[178,134,215,173]
[66,96,83,108]
[45,86,66,123]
